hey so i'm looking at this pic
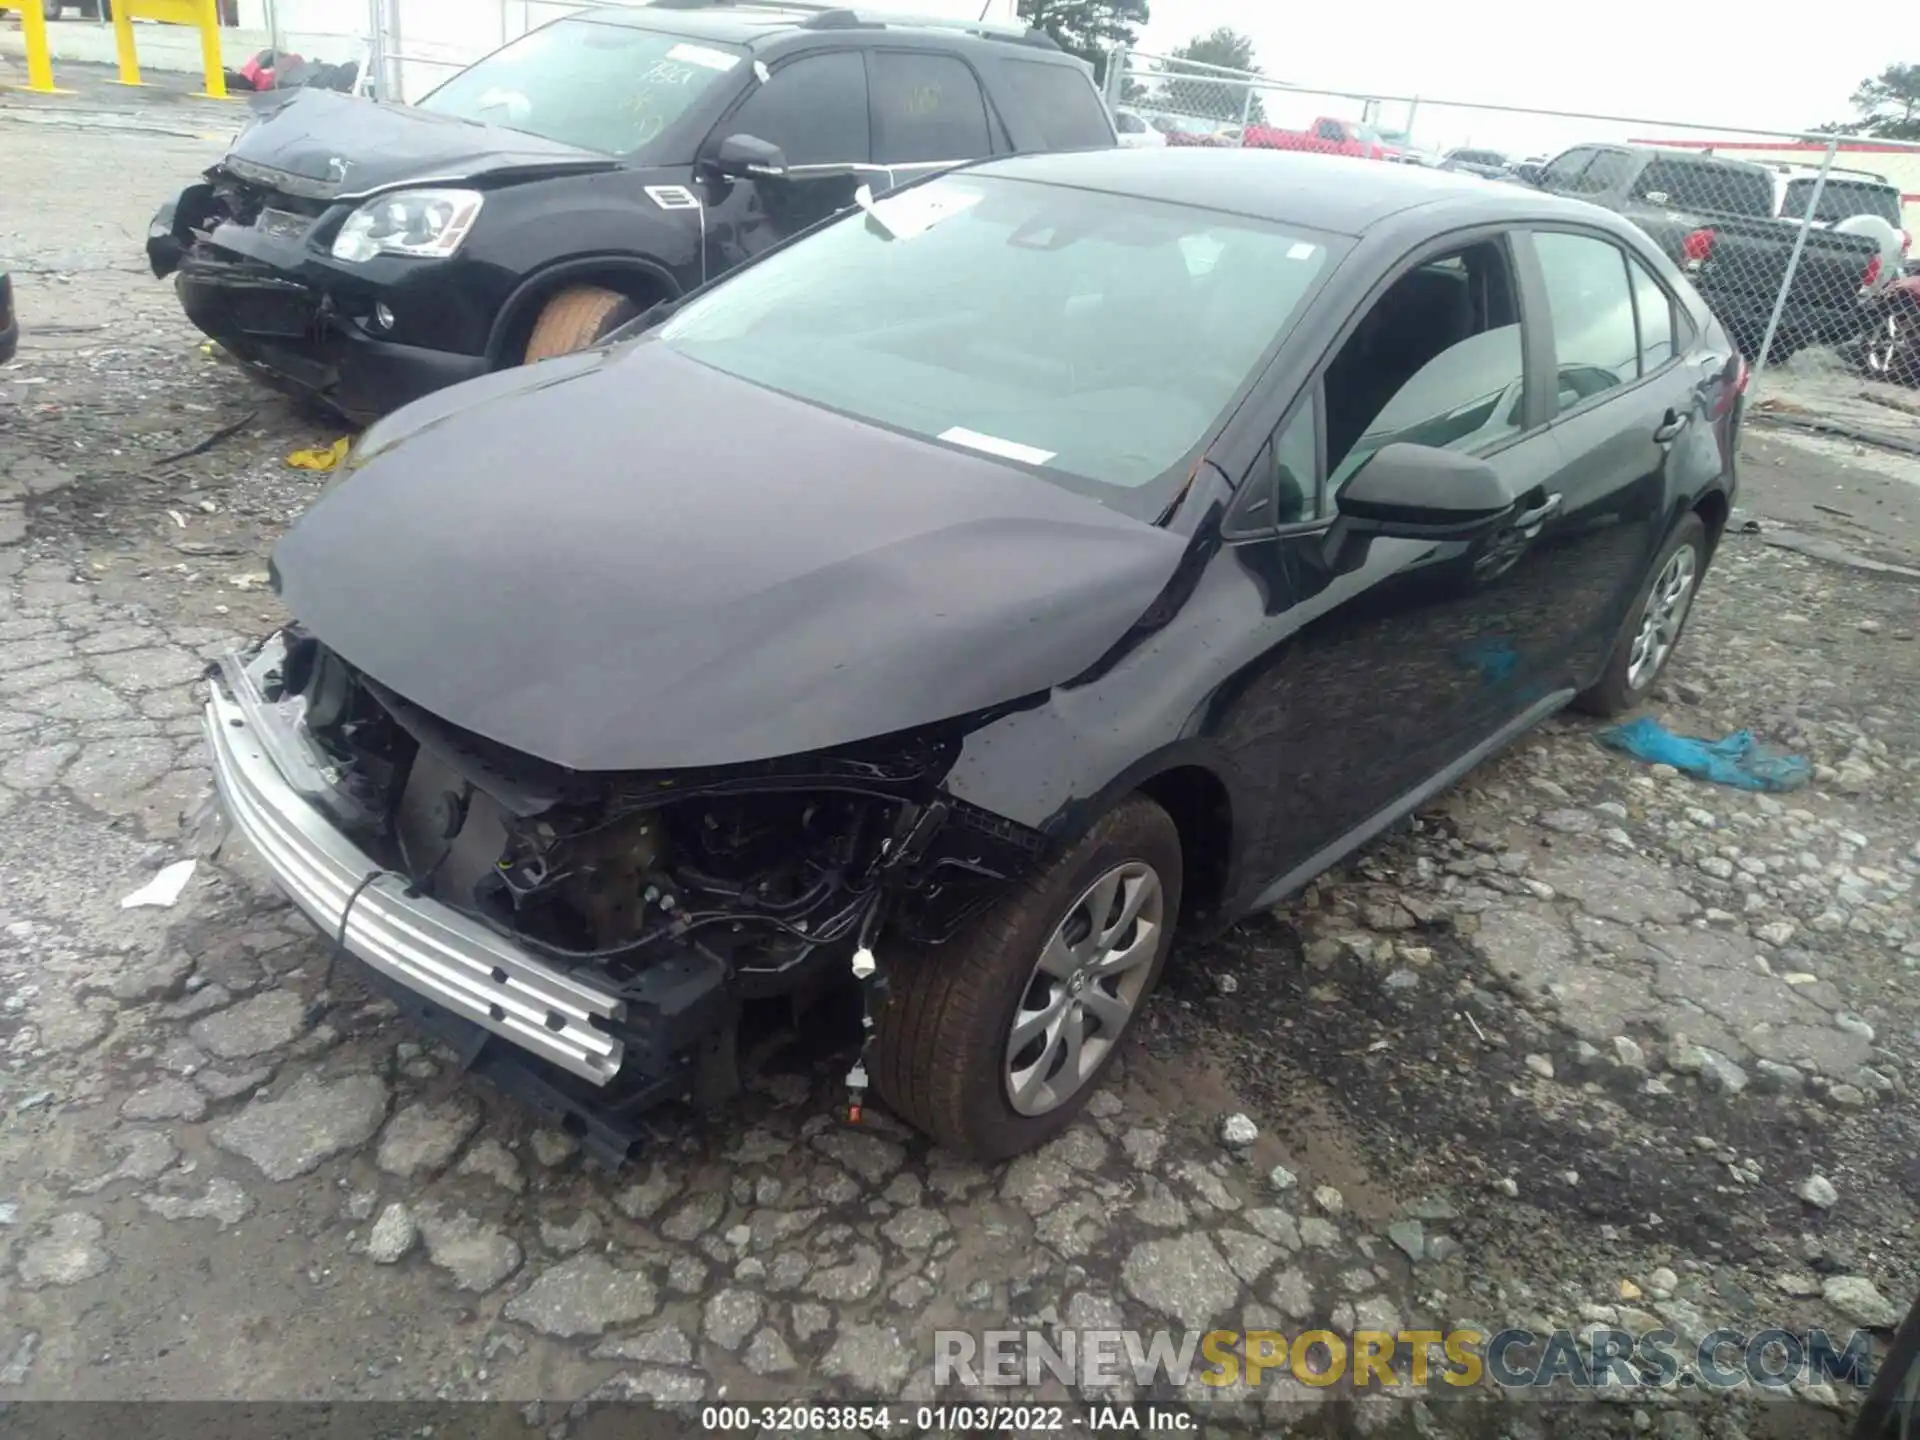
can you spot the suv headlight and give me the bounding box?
[331,188,484,263]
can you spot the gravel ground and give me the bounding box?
[1,72,1918,1438]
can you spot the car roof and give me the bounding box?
[573,2,1076,58]
[968,147,1619,237]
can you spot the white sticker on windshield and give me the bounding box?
[1286,241,1318,261]
[861,186,984,241]
[667,42,740,72]
[939,427,1056,465]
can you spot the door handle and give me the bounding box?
[1511,492,1563,530]
[1653,410,1690,443]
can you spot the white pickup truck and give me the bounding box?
[1767,163,1910,297]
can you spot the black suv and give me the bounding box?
[146,0,1116,423]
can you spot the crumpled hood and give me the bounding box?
[273,341,1188,772]
[226,89,615,200]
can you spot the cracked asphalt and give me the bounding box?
[2,69,1919,1437]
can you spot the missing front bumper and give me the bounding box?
[202,649,629,1085]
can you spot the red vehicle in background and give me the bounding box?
[1243,115,1405,161]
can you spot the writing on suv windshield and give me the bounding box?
[657,175,1340,518]
[418,19,743,156]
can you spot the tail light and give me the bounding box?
[1863,254,1883,288]
[1681,228,1715,264]
[1711,354,1748,420]
[1903,229,1912,256]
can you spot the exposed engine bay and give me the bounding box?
[260,625,1045,1014]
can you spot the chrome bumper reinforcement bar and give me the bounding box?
[202,658,626,1084]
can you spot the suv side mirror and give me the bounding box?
[1335,442,1511,541]
[711,133,789,182]
[1511,161,1544,186]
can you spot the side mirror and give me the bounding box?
[1335,443,1511,541]
[1511,162,1544,186]
[710,133,789,182]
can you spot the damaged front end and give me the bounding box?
[203,629,1043,1160]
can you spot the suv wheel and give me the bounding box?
[874,796,1181,1160]
[523,286,640,363]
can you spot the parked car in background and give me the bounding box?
[0,272,16,366]
[1527,143,1883,362]
[146,2,1116,424]
[1442,148,1511,180]
[203,149,1743,1161]
[1151,113,1241,147]
[1243,115,1404,161]
[1113,107,1167,148]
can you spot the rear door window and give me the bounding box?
[1001,58,1113,149]
[871,50,994,164]
[1635,158,1772,216]
[1626,256,1676,374]
[1539,148,1597,191]
[1534,231,1639,407]
[722,50,869,166]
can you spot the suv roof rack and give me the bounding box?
[640,0,1058,47]
[1762,160,1894,186]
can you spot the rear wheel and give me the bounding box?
[1575,511,1707,717]
[874,796,1182,1160]
[1865,302,1920,386]
[522,285,640,364]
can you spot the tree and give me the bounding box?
[1820,62,1920,140]
[1016,0,1150,84]
[1167,26,1264,125]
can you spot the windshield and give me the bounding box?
[1784,177,1902,226]
[657,175,1340,516]
[417,18,743,156]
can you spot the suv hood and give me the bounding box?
[272,342,1187,773]
[225,89,617,200]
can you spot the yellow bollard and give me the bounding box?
[110,0,233,99]
[15,0,75,95]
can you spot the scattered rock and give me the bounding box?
[455,1138,525,1193]
[1387,1221,1425,1263]
[743,1327,798,1376]
[1796,1175,1839,1209]
[416,1206,523,1294]
[120,1078,207,1123]
[15,1213,111,1288]
[376,1097,482,1179]
[1120,1233,1241,1327]
[539,1211,604,1256]
[1219,1113,1259,1149]
[211,1072,389,1181]
[702,1287,764,1351]
[591,1325,692,1365]
[366,1204,418,1264]
[1823,1276,1902,1329]
[1313,1185,1345,1215]
[140,1178,253,1229]
[818,1324,914,1392]
[187,988,309,1059]
[502,1254,656,1337]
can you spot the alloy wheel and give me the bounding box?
[1626,544,1697,692]
[1005,860,1164,1116]
[1867,311,1909,382]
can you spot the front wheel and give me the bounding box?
[522,285,640,364]
[874,796,1182,1160]
[1575,511,1707,716]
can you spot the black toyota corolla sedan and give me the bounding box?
[201,148,1745,1163]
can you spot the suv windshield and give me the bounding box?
[656,174,1341,517]
[418,18,744,156]
[1636,158,1772,216]
[1784,177,1903,226]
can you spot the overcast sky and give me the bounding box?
[1128,0,1883,157]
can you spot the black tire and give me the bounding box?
[1854,1291,1920,1440]
[874,795,1182,1160]
[522,285,639,363]
[1574,511,1708,717]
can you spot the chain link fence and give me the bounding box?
[1105,50,1920,452]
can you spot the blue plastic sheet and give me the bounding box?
[1595,717,1810,792]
